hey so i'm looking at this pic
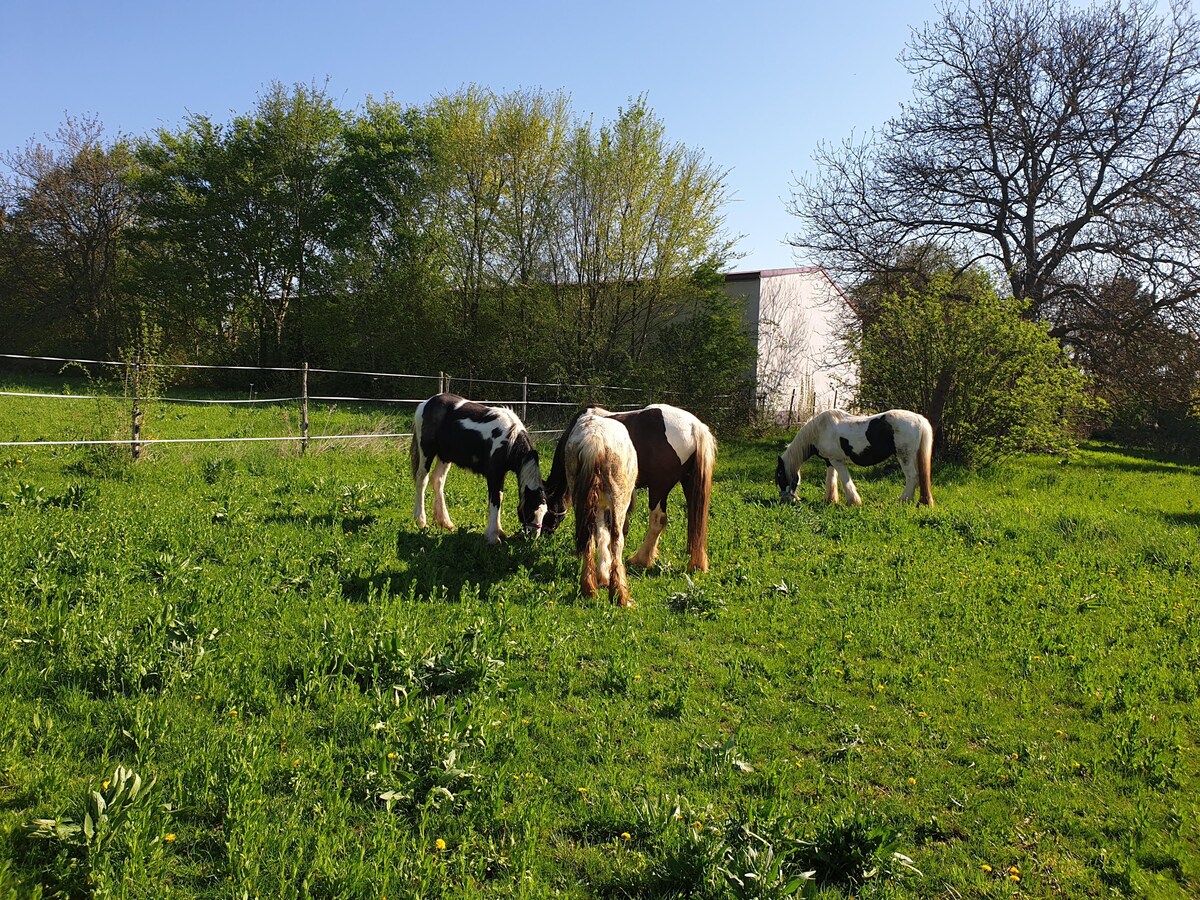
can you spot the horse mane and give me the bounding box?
[783,410,831,469]
[545,405,599,512]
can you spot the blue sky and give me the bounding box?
[2,0,937,272]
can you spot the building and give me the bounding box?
[724,266,853,420]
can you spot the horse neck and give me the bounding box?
[781,421,818,476]
[508,432,543,489]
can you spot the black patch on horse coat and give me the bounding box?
[839,415,896,467]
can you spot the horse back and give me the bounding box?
[609,406,694,489]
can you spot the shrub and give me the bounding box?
[855,271,1091,466]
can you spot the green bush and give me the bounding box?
[856,271,1091,466]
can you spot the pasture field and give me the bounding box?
[0,379,1198,898]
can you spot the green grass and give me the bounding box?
[0,378,1197,898]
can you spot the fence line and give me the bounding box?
[0,351,664,454]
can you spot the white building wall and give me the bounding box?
[724,267,854,419]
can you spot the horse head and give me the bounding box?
[516,454,548,537]
[775,455,799,502]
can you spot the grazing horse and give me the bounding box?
[775,408,935,507]
[411,393,547,544]
[546,403,716,572]
[562,410,639,606]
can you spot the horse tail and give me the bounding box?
[686,420,716,572]
[917,414,935,507]
[573,442,604,557]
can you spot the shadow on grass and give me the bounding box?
[340,527,546,603]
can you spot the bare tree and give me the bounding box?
[789,0,1200,346]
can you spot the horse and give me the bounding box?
[546,403,716,572]
[775,408,935,507]
[410,393,547,544]
[560,409,639,606]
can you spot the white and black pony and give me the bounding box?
[775,408,935,507]
[560,409,639,606]
[411,393,547,544]
[546,403,716,572]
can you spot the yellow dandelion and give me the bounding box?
[230,709,238,718]
[907,777,917,785]
[1009,865,1020,875]
[868,704,877,712]
[918,711,927,718]
[102,780,110,791]
[620,832,631,841]
[164,833,177,842]
[435,838,446,851]
[577,787,588,794]
[387,752,397,760]
[981,864,992,873]
[1009,874,1021,883]
[292,758,301,767]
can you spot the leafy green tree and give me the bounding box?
[320,97,443,372]
[857,269,1091,466]
[134,82,343,366]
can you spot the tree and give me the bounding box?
[553,97,736,378]
[789,0,1200,348]
[2,115,137,356]
[134,83,344,366]
[856,268,1091,466]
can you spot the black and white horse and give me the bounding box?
[411,393,547,544]
[775,408,935,507]
[561,409,639,606]
[546,403,716,572]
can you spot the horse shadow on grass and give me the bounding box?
[340,526,553,604]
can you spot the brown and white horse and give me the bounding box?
[546,403,716,572]
[775,408,935,506]
[560,410,639,606]
[411,393,547,543]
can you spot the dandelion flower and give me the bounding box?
[907,777,917,785]
[981,864,992,873]
[165,833,177,842]
[1009,865,1020,875]
[620,832,631,841]
[435,838,446,851]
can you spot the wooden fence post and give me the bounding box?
[131,353,142,460]
[301,361,310,455]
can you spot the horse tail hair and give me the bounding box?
[574,442,604,557]
[917,415,935,507]
[686,420,716,572]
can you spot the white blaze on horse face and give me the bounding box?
[654,404,696,465]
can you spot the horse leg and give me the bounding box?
[484,472,507,544]
[594,505,613,588]
[413,452,432,528]
[430,460,456,530]
[610,509,631,607]
[629,491,669,569]
[824,466,839,504]
[580,538,598,598]
[898,452,918,502]
[832,461,863,505]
